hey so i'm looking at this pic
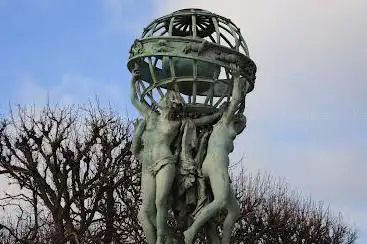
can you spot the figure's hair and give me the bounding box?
[233,113,245,121]
[233,113,246,134]
[158,90,184,109]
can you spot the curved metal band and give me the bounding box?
[127,36,257,86]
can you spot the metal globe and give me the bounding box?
[127,8,257,115]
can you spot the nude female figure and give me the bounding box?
[131,64,225,243]
[130,65,183,244]
[184,64,250,244]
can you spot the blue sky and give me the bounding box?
[1,0,366,242]
[0,0,155,116]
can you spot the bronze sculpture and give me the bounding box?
[128,8,257,244]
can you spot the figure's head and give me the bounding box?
[157,90,183,113]
[232,113,247,134]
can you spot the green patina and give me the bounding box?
[128,8,257,244]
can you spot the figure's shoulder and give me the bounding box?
[215,118,227,127]
[212,119,225,132]
[148,110,158,117]
[171,119,181,128]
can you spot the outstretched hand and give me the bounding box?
[219,101,229,112]
[230,63,240,78]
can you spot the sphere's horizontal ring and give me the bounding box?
[131,57,254,95]
[140,77,222,99]
[129,36,253,59]
[127,36,257,83]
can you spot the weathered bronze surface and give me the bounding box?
[128,8,257,244]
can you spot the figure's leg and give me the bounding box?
[192,176,207,217]
[222,190,241,244]
[155,163,176,244]
[184,170,230,244]
[138,172,157,244]
[206,221,220,244]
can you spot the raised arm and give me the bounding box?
[222,64,249,124]
[131,119,146,157]
[130,63,151,117]
[192,108,225,127]
[194,131,210,164]
[181,120,198,156]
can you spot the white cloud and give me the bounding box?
[154,0,367,180]
[14,72,127,110]
[154,1,367,103]
[100,0,158,36]
[155,0,367,238]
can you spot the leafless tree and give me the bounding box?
[228,170,358,244]
[0,104,357,244]
[0,104,140,243]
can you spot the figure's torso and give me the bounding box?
[208,121,237,153]
[142,113,180,164]
[202,120,237,174]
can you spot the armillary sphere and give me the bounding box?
[127,8,257,117]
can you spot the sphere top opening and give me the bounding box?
[128,8,257,116]
[172,8,212,14]
[141,8,250,57]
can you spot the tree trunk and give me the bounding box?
[104,180,115,244]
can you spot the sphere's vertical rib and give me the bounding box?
[220,33,234,49]
[212,67,221,107]
[218,22,233,36]
[209,35,216,43]
[225,67,232,103]
[153,57,159,67]
[214,93,226,108]
[168,57,176,78]
[204,89,210,105]
[239,34,250,57]
[213,65,220,81]
[168,57,179,92]
[139,80,155,106]
[192,60,197,80]
[192,15,197,38]
[156,87,164,98]
[168,17,175,35]
[142,22,154,38]
[204,84,214,105]
[192,83,197,104]
[149,21,158,37]
[212,17,220,44]
[148,57,164,98]
[228,22,239,52]
[225,67,232,106]
[153,24,165,36]
[142,27,148,38]
[136,80,142,98]
[138,81,151,107]
[160,29,168,36]
[192,58,198,104]
[148,57,157,84]
[225,66,231,80]
[209,85,214,106]
[213,67,226,107]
